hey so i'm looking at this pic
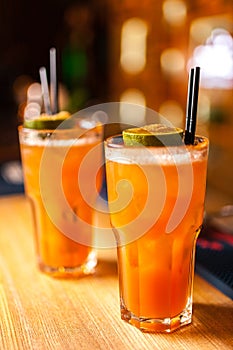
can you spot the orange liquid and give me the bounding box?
[106,139,208,320]
[20,130,102,274]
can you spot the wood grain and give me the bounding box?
[0,195,232,350]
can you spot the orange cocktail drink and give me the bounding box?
[105,134,208,332]
[19,119,103,277]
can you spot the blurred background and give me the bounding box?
[0,0,232,208]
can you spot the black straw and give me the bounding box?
[184,66,201,145]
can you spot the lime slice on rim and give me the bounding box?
[23,111,71,130]
[122,124,184,146]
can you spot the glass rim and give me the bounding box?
[18,123,103,147]
[105,134,209,150]
[18,124,101,134]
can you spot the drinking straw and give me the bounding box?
[50,47,58,114]
[184,66,201,145]
[39,66,52,115]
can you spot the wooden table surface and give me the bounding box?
[0,194,232,350]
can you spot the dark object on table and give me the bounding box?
[196,208,233,300]
[0,161,24,195]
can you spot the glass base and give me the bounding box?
[120,300,192,333]
[37,251,97,278]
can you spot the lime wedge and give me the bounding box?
[123,124,184,146]
[23,111,71,130]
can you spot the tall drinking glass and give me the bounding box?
[19,118,103,277]
[105,133,208,332]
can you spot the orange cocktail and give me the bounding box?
[105,135,208,332]
[19,120,103,277]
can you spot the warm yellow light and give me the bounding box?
[120,89,146,125]
[160,48,185,74]
[190,15,233,44]
[190,20,213,44]
[163,0,187,26]
[159,100,184,128]
[120,18,148,74]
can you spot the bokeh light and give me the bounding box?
[120,18,148,74]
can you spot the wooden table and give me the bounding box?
[0,195,232,350]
